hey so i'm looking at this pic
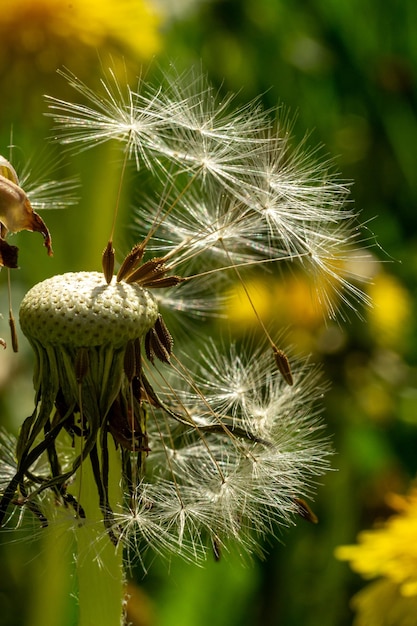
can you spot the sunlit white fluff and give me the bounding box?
[0,65,369,570]
[105,340,332,562]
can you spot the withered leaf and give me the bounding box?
[123,340,137,382]
[0,173,53,257]
[0,238,18,268]
[0,155,19,184]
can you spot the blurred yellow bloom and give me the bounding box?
[225,278,272,329]
[225,274,323,331]
[274,275,323,327]
[0,0,161,123]
[0,0,160,68]
[336,489,417,624]
[350,578,417,626]
[368,273,412,348]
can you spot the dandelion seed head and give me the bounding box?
[1,65,373,570]
[20,272,158,348]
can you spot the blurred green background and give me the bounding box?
[1,1,417,625]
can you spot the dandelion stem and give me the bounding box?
[72,435,124,626]
[28,522,75,626]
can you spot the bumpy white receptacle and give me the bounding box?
[19,271,159,348]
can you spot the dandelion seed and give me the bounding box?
[46,68,169,170]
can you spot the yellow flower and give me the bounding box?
[225,278,272,329]
[0,0,161,122]
[225,274,324,331]
[0,0,161,68]
[350,579,417,626]
[336,489,417,624]
[367,273,412,349]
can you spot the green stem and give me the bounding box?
[28,520,76,626]
[74,436,124,626]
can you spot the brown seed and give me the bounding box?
[154,315,173,359]
[124,257,165,285]
[117,242,145,282]
[212,537,221,561]
[144,325,171,364]
[142,275,185,289]
[294,497,318,524]
[144,328,155,363]
[272,345,293,386]
[102,240,115,284]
